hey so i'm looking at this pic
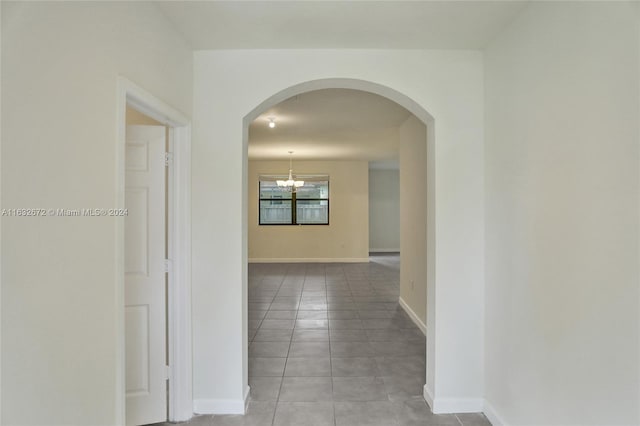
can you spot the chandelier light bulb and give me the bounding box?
[268,118,276,128]
[276,151,304,191]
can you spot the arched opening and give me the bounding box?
[241,78,437,418]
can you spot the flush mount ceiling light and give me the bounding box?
[277,151,304,192]
[268,117,276,128]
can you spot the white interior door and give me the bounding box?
[125,125,167,426]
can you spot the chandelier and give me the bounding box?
[277,151,304,192]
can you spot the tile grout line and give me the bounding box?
[267,264,289,426]
[325,265,337,426]
[248,274,270,344]
[246,256,436,426]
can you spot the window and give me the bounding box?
[259,176,329,225]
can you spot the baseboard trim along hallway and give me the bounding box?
[248,257,371,263]
[431,397,486,414]
[183,255,492,425]
[483,400,507,426]
[399,296,427,335]
[425,384,504,424]
[193,397,247,415]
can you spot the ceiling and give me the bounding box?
[248,89,411,161]
[156,1,528,50]
[156,1,529,164]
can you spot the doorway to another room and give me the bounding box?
[117,79,193,426]
[243,86,429,423]
[124,108,169,426]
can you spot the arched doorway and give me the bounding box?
[242,78,436,411]
[191,50,485,417]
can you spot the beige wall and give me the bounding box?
[485,2,639,424]
[368,168,400,252]
[126,106,164,126]
[399,116,428,327]
[248,160,369,262]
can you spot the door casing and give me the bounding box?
[116,77,193,424]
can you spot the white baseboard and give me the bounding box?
[430,397,485,414]
[423,384,435,410]
[483,400,506,426]
[369,248,400,253]
[433,397,485,414]
[248,257,370,263]
[193,396,247,415]
[423,385,484,414]
[244,386,250,412]
[398,297,427,335]
[424,386,504,425]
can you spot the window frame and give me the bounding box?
[258,176,330,226]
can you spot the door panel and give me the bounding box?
[125,187,150,276]
[125,305,150,395]
[125,125,167,426]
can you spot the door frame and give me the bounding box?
[116,77,193,423]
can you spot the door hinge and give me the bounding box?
[163,259,173,273]
[164,152,174,166]
[165,365,171,380]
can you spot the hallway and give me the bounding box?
[177,254,490,425]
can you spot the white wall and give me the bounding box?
[192,50,485,413]
[249,160,369,262]
[369,168,400,252]
[484,2,639,424]
[1,2,192,424]
[399,116,428,329]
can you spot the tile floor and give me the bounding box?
[158,254,490,426]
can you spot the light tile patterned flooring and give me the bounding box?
[159,254,490,426]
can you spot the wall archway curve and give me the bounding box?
[241,76,437,411]
[243,78,435,128]
[193,51,485,417]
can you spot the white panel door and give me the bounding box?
[125,125,167,426]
